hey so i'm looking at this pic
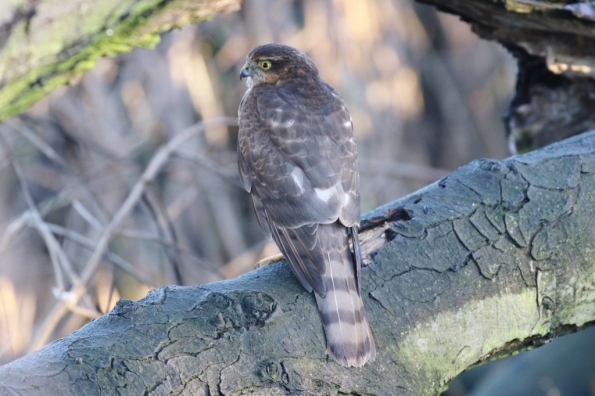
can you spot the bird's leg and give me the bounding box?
[255,253,284,269]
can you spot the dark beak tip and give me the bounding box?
[239,68,251,80]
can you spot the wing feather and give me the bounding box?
[271,225,325,294]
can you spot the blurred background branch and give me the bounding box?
[0,0,241,120]
[419,0,595,153]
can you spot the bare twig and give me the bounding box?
[0,211,33,258]
[28,117,237,352]
[174,149,244,189]
[72,200,104,230]
[141,189,183,285]
[0,137,102,324]
[114,228,224,277]
[161,186,200,223]
[0,135,67,292]
[46,223,156,287]
[11,120,70,168]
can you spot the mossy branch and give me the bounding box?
[0,0,240,121]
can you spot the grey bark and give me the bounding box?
[1,130,595,395]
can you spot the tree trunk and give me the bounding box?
[1,130,595,395]
[0,0,241,121]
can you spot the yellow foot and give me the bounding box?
[255,253,284,269]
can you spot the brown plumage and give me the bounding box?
[237,44,375,367]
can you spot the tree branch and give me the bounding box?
[1,130,594,395]
[0,0,241,121]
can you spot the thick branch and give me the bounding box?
[1,131,595,395]
[0,0,240,121]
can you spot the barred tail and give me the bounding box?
[314,223,376,367]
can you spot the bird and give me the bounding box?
[237,43,375,367]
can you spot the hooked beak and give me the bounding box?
[239,65,252,80]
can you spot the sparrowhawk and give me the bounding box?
[237,44,375,367]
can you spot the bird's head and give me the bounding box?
[240,44,319,87]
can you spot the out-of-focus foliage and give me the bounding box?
[0,0,514,365]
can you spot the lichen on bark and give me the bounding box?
[0,0,241,121]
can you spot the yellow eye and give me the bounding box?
[258,60,272,70]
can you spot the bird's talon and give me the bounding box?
[255,253,284,269]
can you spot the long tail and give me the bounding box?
[314,223,376,367]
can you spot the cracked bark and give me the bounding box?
[1,131,595,395]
